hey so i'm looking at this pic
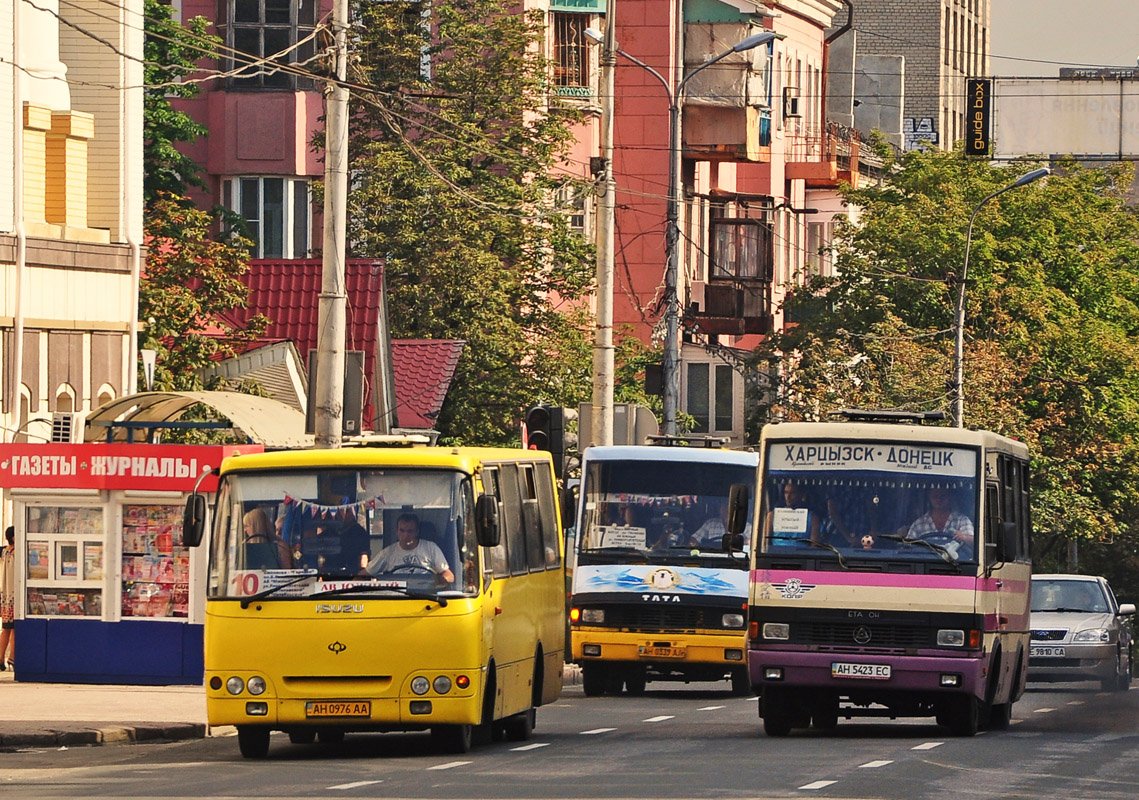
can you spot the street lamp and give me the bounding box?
[585,28,778,435]
[951,167,1049,428]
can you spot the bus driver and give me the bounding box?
[365,513,455,586]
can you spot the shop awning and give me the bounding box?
[84,391,314,449]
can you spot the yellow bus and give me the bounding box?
[181,439,567,758]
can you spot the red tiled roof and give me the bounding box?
[391,339,466,429]
[228,259,463,430]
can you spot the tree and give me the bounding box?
[751,145,1139,594]
[142,0,214,204]
[344,0,595,445]
[141,3,264,395]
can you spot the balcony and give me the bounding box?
[681,21,774,163]
[785,122,862,188]
[689,282,773,336]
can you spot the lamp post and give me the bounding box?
[951,167,1049,428]
[586,30,777,435]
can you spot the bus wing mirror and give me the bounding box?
[182,494,207,547]
[727,483,750,536]
[475,495,501,547]
[1119,603,1136,616]
[1000,521,1018,560]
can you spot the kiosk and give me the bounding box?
[0,442,261,684]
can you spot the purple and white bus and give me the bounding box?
[737,411,1031,736]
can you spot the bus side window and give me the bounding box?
[519,464,546,571]
[499,463,528,576]
[482,467,509,577]
[535,464,561,568]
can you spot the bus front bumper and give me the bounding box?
[750,649,987,697]
[572,628,747,666]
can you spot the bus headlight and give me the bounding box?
[581,608,605,624]
[722,613,746,629]
[411,676,431,695]
[247,676,267,695]
[226,676,245,695]
[762,623,790,641]
[433,676,453,694]
[937,629,965,647]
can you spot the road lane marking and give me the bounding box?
[1034,707,1056,713]
[799,780,837,790]
[643,715,674,723]
[698,705,725,711]
[1066,700,1085,706]
[859,760,894,768]
[580,728,616,735]
[510,743,550,752]
[428,761,472,770]
[328,780,383,790]
[912,742,943,750]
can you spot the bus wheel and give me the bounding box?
[624,669,647,696]
[287,729,316,744]
[237,726,270,759]
[811,698,839,732]
[945,696,980,737]
[503,707,536,741]
[432,724,473,754]
[761,690,793,737]
[581,663,607,696]
[988,701,1012,730]
[730,668,752,697]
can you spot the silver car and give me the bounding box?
[1029,574,1135,691]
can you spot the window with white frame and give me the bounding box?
[217,0,318,89]
[805,220,833,278]
[685,362,736,434]
[223,177,311,259]
[555,180,590,237]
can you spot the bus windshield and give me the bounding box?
[761,440,980,564]
[209,467,478,599]
[578,460,755,559]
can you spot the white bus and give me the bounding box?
[732,411,1032,736]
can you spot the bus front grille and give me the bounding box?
[598,605,740,632]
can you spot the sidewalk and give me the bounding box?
[0,667,207,747]
[0,663,582,748]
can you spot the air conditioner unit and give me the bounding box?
[783,86,802,119]
[50,412,85,443]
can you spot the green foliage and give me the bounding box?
[143,0,216,204]
[750,146,1139,593]
[345,0,595,445]
[140,195,268,395]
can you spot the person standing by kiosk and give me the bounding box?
[0,526,15,670]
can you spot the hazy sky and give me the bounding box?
[990,0,1139,75]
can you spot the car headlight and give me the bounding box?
[246,676,267,695]
[722,613,746,629]
[410,676,431,695]
[1073,628,1112,643]
[762,622,790,640]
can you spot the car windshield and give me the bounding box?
[760,440,980,565]
[578,459,755,560]
[208,468,479,600]
[1031,579,1109,613]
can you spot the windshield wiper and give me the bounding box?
[803,538,850,570]
[308,580,449,607]
[879,534,959,566]
[239,573,318,608]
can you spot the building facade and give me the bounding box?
[1,0,143,450]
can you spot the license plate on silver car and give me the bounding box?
[831,662,891,679]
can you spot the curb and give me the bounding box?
[0,722,205,749]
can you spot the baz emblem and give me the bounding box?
[328,641,348,655]
[770,577,815,600]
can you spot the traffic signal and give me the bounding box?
[525,405,552,451]
[525,405,573,480]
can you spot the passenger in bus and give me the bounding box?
[296,506,370,574]
[905,487,974,557]
[763,481,820,547]
[242,508,292,569]
[691,500,749,549]
[819,493,859,548]
[365,512,455,586]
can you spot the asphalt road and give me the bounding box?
[1,679,1137,799]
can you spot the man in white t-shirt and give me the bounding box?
[366,513,454,585]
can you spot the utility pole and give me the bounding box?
[313,0,350,449]
[591,2,618,447]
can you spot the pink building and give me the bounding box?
[173,1,853,443]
